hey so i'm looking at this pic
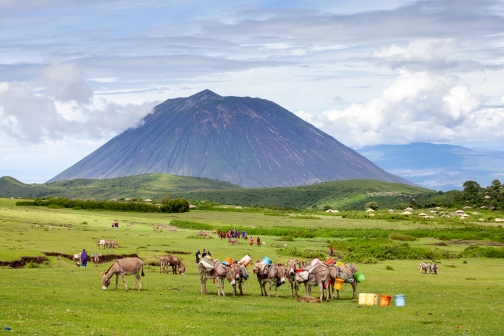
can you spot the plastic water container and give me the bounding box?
[225,257,233,265]
[380,295,391,306]
[354,271,365,283]
[335,278,345,290]
[358,293,367,305]
[311,258,321,266]
[239,255,252,266]
[262,256,272,265]
[395,294,405,306]
[325,258,335,265]
[366,293,378,306]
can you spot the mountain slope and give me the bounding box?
[48,90,412,187]
[356,142,504,191]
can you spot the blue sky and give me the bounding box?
[1,0,504,182]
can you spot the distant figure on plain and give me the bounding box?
[80,249,88,268]
[249,237,254,246]
[257,237,261,246]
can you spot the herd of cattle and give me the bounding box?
[97,255,365,302]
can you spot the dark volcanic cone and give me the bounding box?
[48,90,411,187]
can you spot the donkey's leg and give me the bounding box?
[120,273,128,291]
[352,281,357,299]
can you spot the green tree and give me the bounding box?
[365,201,379,210]
[463,180,481,194]
[492,179,501,191]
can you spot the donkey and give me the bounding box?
[96,239,106,249]
[286,258,301,297]
[100,257,144,291]
[327,263,359,300]
[231,262,249,296]
[159,255,173,273]
[105,240,119,249]
[252,262,286,297]
[419,262,431,273]
[92,253,101,267]
[169,256,185,274]
[198,259,236,296]
[298,264,330,302]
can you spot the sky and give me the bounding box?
[1,0,504,183]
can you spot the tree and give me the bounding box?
[463,180,481,194]
[365,201,378,210]
[492,179,501,191]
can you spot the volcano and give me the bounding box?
[48,90,412,187]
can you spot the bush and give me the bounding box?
[26,262,40,268]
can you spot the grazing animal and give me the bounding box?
[92,253,101,267]
[159,255,173,273]
[327,263,359,300]
[228,237,238,245]
[252,262,286,297]
[231,262,249,296]
[198,259,236,296]
[97,240,106,249]
[419,262,431,274]
[430,263,438,274]
[105,240,119,249]
[100,257,144,291]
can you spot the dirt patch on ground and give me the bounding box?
[0,256,48,268]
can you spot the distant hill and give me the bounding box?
[0,174,241,199]
[0,174,432,210]
[356,142,504,191]
[48,90,412,188]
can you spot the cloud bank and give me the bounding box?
[0,62,157,144]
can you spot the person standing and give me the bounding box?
[330,246,334,257]
[202,249,207,258]
[80,249,88,268]
[195,250,201,263]
[249,237,254,246]
[257,237,261,246]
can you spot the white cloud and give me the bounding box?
[0,62,158,144]
[297,71,504,147]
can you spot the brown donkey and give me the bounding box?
[301,264,330,302]
[231,262,249,296]
[100,257,144,291]
[327,263,359,299]
[198,259,236,296]
[252,262,286,297]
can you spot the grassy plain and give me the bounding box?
[1,197,503,335]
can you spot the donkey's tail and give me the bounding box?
[141,264,145,277]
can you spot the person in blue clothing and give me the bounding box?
[195,250,201,263]
[80,249,88,267]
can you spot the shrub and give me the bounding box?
[26,262,40,268]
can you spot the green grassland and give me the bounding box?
[1,173,438,210]
[0,174,241,200]
[1,197,504,335]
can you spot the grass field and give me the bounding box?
[1,197,503,335]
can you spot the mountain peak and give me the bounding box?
[189,89,222,101]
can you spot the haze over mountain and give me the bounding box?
[357,143,504,191]
[48,90,412,188]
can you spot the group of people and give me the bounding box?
[218,228,247,239]
[195,249,212,263]
[249,236,261,246]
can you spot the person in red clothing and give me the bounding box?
[257,236,261,246]
[249,237,254,246]
[330,246,334,257]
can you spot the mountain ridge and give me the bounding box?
[48,90,412,187]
